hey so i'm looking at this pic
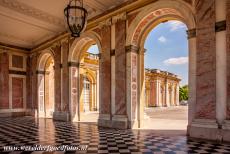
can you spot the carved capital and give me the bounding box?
[112,12,127,24]
[125,45,139,54]
[68,62,80,67]
[215,20,226,32]
[98,18,112,29]
[111,49,115,56]
[60,37,69,45]
[186,28,196,39]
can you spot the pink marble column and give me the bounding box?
[31,55,38,112]
[0,52,9,109]
[61,41,69,112]
[26,56,31,109]
[53,45,62,112]
[150,82,157,107]
[195,0,216,119]
[227,0,230,120]
[98,24,112,128]
[189,0,219,141]
[115,20,126,115]
[100,26,111,115]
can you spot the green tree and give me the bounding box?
[179,85,189,101]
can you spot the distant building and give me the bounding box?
[80,55,182,111]
[145,69,181,107]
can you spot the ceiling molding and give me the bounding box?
[0,0,64,26]
[0,42,30,52]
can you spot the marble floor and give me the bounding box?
[0,117,230,153]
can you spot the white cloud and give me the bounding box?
[163,57,188,66]
[168,21,186,32]
[158,36,167,43]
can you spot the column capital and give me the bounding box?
[36,70,46,75]
[125,45,139,54]
[112,12,127,24]
[186,28,196,39]
[98,18,112,29]
[111,49,115,56]
[68,62,80,68]
[215,20,226,32]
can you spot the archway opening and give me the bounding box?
[37,53,55,119]
[143,20,188,132]
[79,44,100,123]
[69,32,101,123]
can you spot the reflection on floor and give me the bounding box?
[0,117,230,154]
[80,111,99,123]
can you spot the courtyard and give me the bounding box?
[80,106,188,134]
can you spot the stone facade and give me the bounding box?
[145,69,180,107]
[0,0,230,142]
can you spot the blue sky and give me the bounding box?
[88,20,188,86]
[88,45,99,54]
[144,21,188,86]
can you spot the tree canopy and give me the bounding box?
[179,85,188,101]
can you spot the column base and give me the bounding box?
[98,114,112,128]
[111,115,128,129]
[53,111,70,122]
[188,119,221,141]
[222,120,230,142]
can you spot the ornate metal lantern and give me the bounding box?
[64,0,88,37]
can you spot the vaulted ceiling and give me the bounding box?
[0,0,128,49]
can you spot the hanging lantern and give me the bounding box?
[64,0,88,37]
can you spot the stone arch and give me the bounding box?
[36,50,55,118]
[125,0,196,129]
[68,31,102,63]
[84,69,96,84]
[68,30,102,121]
[37,50,55,71]
[126,0,195,47]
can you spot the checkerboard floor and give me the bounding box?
[0,117,229,154]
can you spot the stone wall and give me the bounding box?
[0,50,28,117]
[0,52,9,109]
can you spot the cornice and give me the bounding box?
[0,42,30,53]
[0,0,64,27]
